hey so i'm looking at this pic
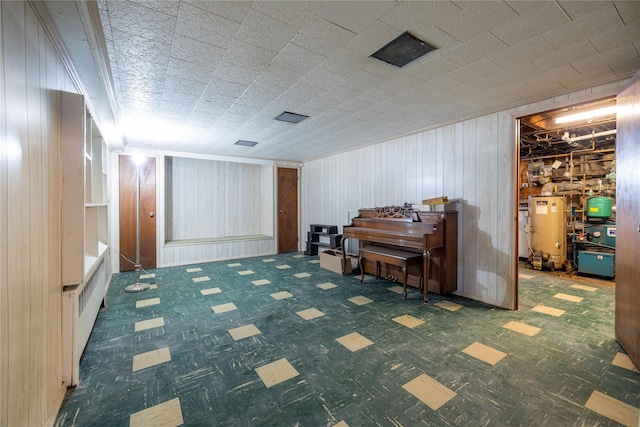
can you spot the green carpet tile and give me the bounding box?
[55,254,639,426]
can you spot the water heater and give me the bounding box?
[528,196,567,270]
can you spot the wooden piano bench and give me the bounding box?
[358,246,424,299]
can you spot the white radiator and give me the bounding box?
[62,252,110,386]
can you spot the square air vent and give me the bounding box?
[235,140,258,147]
[370,31,437,68]
[275,111,309,123]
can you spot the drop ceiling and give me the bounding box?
[39,1,640,161]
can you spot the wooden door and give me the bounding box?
[277,167,298,253]
[615,73,640,368]
[119,155,156,271]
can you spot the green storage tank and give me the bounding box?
[587,196,613,218]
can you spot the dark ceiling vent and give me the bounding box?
[235,140,258,147]
[275,111,309,123]
[370,31,437,68]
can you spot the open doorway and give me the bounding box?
[517,98,617,284]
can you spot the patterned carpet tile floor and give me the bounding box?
[55,254,639,427]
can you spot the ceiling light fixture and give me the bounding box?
[275,111,309,124]
[235,140,258,147]
[370,31,437,68]
[554,106,617,124]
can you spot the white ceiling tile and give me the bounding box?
[203,78,246,99]
[302,96,341,113]
[128,0,180,16]
[164,75,207,97]
[415,76,462,95]
[380,74,423,94]
[379,1,461,30]
[111,29,172,65]
[366,100,403,114]
[531,39,599,73]
[182,0,251,23]
[356,87,395,104]
[272,44,328,74]
[343,71,388,92]
[189,110,226,126]
[518,75,573,99]
[447,59,504,84]
[442,32,509,66]
[485,61,544,86]
[236,81,282,107]
[318,0,395,33]
[336,98,372,113]
[437,1,518,43]
[452,78,498,98]
[170,34,226,68]
[219,111,249,124]
[589,23,640,53]
[488,35,555,69]
[556,1,612,21]
[345,20,400,56]
[222,40,278,72]
[611,55,640,77]
[196,92,236,109]
[542,5,623,50]
[269,94,307,112]
[160,91,199,108]
[106,1,176,43]
[614,2,640,25]
[300,67,348,90]
[175,3,241,48]
[571,43,639,75]
[318,108,354,120]
[257,65,304,89]
[250,1,324,28]
[321,85,361,103]
[481,80,533,101]
[284,82,326,101]
[319,48,371,77]
[492,2,570,47]
[166,58,215,84]
[558,67,618,90]
[234,9,299,52]
[292,16,356,57]
[406,55,461,82]
[213,61,261,86]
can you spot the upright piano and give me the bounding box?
[341,206,458,302]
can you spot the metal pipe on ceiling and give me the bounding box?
[561,129,617,143]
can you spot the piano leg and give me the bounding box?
[402,264,408,299]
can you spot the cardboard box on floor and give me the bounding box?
[320,250,358,274]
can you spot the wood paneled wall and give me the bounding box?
[302,112,516,308]
[129,153,277,268]
[301,82,627,309]
[1,2,76,425]
[165,156,272,240]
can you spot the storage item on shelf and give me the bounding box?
[304,224,341,256]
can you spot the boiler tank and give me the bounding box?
[528,196,567,270]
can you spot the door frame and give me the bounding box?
[513,88,623,311]
[276,166,301,253]
[111,151,159,272]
